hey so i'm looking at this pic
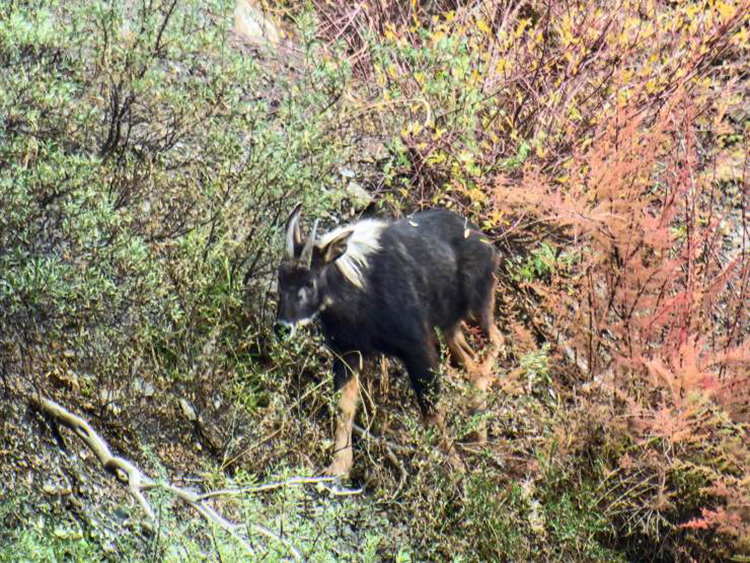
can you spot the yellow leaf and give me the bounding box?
[384,23,397,42]
[477,19,491,35]
[427,152,447,165]
[716,0,735,22]
[732,25,747,47]
[515,18,529,39]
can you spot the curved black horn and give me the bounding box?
[285,203,303,258]
[300,219,319,267]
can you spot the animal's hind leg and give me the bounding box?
[467,273,503,444]
[445,323,489,442]
[477,273,503,377]
[445,324,477,374]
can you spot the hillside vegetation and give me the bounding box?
[1,0,747,561]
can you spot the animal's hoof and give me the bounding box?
[324,452,353,477]
[465,427,487,446]
[324,463,351,477]
[424,411,445,426]
[445,449,466,473]
[478,359,496,381]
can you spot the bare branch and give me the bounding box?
[32,393,305,561]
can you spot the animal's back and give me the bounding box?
[369,209,498,334]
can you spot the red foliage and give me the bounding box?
[493,59,748,555]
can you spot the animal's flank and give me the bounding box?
[317,219,386,289]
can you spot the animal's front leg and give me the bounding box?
[325,356,360,476]
[477,274,504,379]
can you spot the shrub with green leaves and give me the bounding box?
[0,1,375,557]
[0,0,350,403]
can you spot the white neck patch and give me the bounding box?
[317,219,387,289]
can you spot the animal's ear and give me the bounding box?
[284,203,304,258]
[319,230,353,264]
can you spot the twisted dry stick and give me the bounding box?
[33,393,304,560]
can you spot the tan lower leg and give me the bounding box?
[325,375,359,476]
[479,324,503,379]
[480,277,503,376]
[488,324,503,348]
[446,326,477,373]
[457,329,477,360]
[424,407,465,472]
[462,277,500,444]
[469,356,493,445]
[484,277,501,346]
[467,379,489,444]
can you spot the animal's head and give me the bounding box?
[274,204,352,338]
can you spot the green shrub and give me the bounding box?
[0,0,350,404]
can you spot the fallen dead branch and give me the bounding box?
[32,393,304,560]
[206,474,363,498]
